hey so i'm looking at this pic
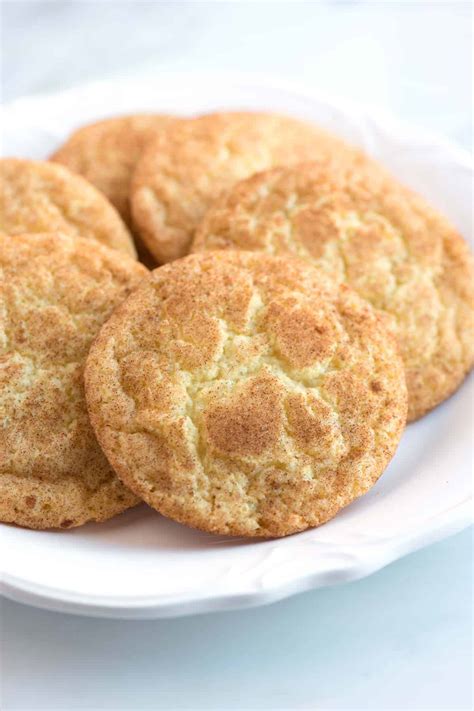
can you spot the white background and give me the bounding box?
[0,2,472,710]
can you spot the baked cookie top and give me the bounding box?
[0,158,136,257]
[193,162,474,421]
[51,114,178,228]
[0,232,147,529]
[130,112,362,264]
[85,251,407,538]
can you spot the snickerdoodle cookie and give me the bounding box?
[85,251,407,538]
[130,112,362,263]
[0,232,147,529]
[0,158,136,257]
[51,114,178,228]
[193,162,474,421]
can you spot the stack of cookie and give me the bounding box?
[1,112,472,537]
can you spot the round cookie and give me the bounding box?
[51,114,177,229]
[193,162,474,421]
[130,112,363,264]
[85,251,407,538]
[0,232,148,529]
[0,158,136,257]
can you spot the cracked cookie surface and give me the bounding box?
[0,232,147,529]
[0,158,136,257]
[51,114,178,229]
[85,251,407,538]
[193,162,474,421]
[130,112,363,264]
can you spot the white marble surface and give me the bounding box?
[1,2,472,709]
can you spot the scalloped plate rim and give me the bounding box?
[1,500,471,619]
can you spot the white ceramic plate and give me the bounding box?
[0,74,472,619]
